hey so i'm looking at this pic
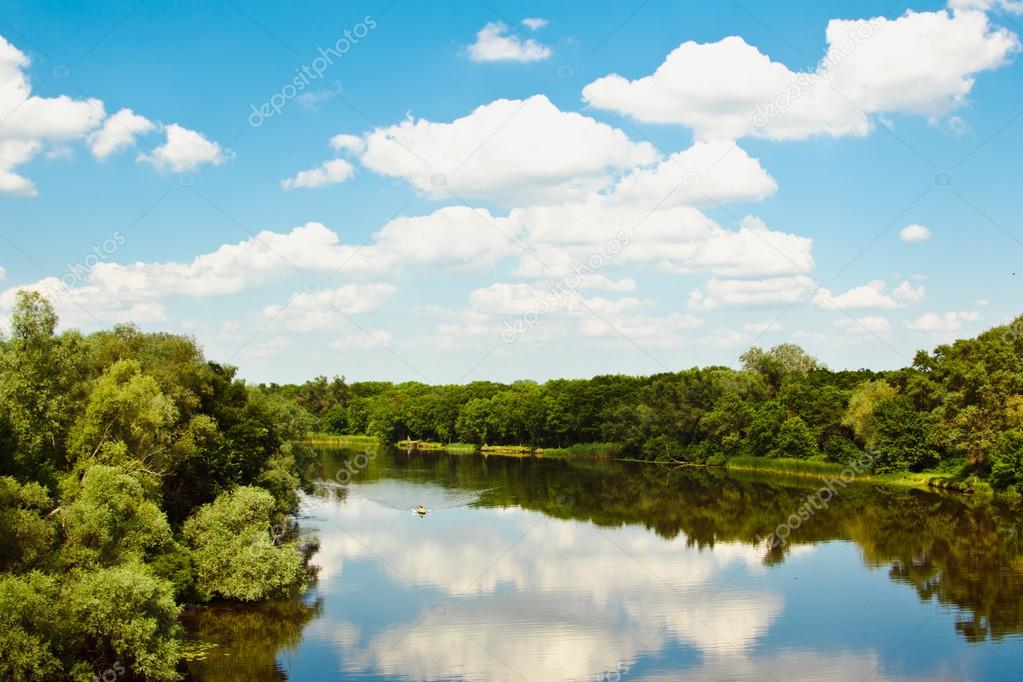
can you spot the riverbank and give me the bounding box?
[724,456,993,496]
[300,434,998,496]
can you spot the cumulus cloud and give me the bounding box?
[468,22,552,62]
[281,158,354,189]
[521,18,549,30]
[906,310,981,331]
[510,206,812,281]
[582,9,1019,141]
[330,133,367,154]
[605,139,778,208]
[358,95,657,205]
[689,275,817,309]
[263,284,397,331]
[814,279,924,310]
[0,34,226,191]
[88,108,156,160]
[950,0,1023,12]
[138,123,227,172]
[899,224,932,242]
[0,35,104,194]
[371,206,520,272]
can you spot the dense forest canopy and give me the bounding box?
[273,320,1023,491]
[0,292,315,681]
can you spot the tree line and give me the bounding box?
[0,293,317,680]
[272,315,1023,491]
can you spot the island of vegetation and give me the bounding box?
[2,291,1023,680]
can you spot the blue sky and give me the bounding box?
[1,0,1021,384]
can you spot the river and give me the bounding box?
[181,445,1023,681]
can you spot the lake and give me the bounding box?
[182,445,1023,681]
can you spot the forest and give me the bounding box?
[0,292,316,681]
[273,314,1023,492]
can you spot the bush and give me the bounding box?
[771,417,817,459]
[183,486,305,601]
[991,431,1023,491]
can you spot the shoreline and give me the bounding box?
[300,434,1003,498]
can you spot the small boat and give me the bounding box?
[415,505,429,516]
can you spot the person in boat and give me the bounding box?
[416,505,428,516]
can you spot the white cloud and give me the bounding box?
[88,108,156,160]
[906,310,980,331]
[582,9,1019,141]
[263,284,397,331]
[330,133,367,154]
[0,265,5,281]
[689,275,817,309]
[0,140,41,196]
[358,95,656,205]
[138,123,227,172]
[892,280,926,304]
[6,222,386,307]
[521,18,549,30]
[371,205,519,272]
[0,35,105,194]
[950,0,1023,13]
[281,158,355,190]
[468,22,552,62]
[606,139,778,208]
[580,311,703,347]
[330,329,394,350]
[899,223,932,242]
[511,207,813,281]
[834,315,891,335]
[814,279,923,309]
[0,35,226,191]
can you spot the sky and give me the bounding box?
[0,0,1021,385]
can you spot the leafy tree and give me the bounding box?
[58,465,172,569]
[771,416,818,459]
[843,379,897,446]
[0,477,54,572]
[990,430,1023,491]
[183,486,305,601]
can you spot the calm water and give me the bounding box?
[182,446,1023,681]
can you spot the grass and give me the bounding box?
[303,433,379,447]
[396,440,478,453]
[541,442,621,459]
[725,456,993,495]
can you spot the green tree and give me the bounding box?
[183,486,305,601]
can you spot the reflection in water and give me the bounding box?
[185,447,1023,681]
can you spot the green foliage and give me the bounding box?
[991,430,1023,491]
[771,416,818,459]
[62,564,182,681]
[843,379,897,446]
[0,477,54,572]
[0,572,62,681]
[58,465,172,568]
[871,397,937,473]
[183,487,306,602]
[0,295,314,679]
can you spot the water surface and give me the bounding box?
[183,446,1023,681]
